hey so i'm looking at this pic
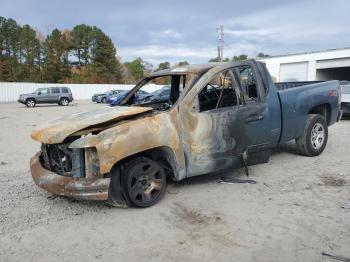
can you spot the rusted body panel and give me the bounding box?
[69,108,187,179]
[30,152,109,200]
[31,106,153,144]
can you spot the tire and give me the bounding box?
[121,157,167,208]
[107,165,129,208]
[296,114,328,156]
[25,98,36,108]
[101,97,106,104]
[59,98,69,106]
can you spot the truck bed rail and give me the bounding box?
[275,81,323,91]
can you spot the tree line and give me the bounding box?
[0,17,126,83]
[0,16,269,84]
[0,17,191,84]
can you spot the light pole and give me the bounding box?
[216,25,224,61]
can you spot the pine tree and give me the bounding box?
[0,17,21,81]
[71,24,93,66]
[89,27,122,83]
[124,58,145,82]
[42,29,71,83]
[155,61,171,71]
[18,25,41,81]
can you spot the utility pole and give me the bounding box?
[217,25,224,61]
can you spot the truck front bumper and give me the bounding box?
[30,152,110,201]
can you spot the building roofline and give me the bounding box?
[257,47,350,60]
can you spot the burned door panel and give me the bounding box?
[179,68,251,176]
[179,62,280,177]
[234,65,281,150]
[181,106,254,176]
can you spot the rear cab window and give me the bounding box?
[235,66,262,103]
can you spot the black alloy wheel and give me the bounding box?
[122,157,167,207]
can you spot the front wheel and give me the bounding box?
[59,98,69,106]
[296,114,328,156]
[122,157,167,208]
[25,98,36,108]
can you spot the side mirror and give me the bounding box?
[37,91,41,95]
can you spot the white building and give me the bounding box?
[257,47,350,82]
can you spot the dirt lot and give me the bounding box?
[0,101,349,262]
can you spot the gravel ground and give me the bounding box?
[0,101,349,262]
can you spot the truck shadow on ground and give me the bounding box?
[271,140,298,155]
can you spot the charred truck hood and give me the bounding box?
[31,106,154,144]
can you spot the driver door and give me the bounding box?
[179,68,248,176]
[37,88,51,103]
[178,63,280,177]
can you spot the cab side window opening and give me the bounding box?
[237,66,258,102]
[198,69,241,112]
[128,74,188,111]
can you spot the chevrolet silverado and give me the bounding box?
[30,60,342,207]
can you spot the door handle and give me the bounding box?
[245,114,264,123]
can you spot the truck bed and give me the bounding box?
[276,80,340,143]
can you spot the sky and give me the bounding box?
[1,0,349,66]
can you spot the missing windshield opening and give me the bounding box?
[124,74,191,111]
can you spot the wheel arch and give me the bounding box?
[25,97,36,102]
[109,146,180,181]
[59,96,69,101]
[308,103,331,125]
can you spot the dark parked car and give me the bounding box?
[138,86,171,104]
[18,87,73,107]
[106,90,149,106]
[92,90,124,103]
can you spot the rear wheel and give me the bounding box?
[25,98,35,108]
[296,114,328,156]
[101,97,107,104]
[122,157,167,208]
[59,98,69,106]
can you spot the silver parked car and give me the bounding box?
[18,87,74,107]
[340,81,350,117]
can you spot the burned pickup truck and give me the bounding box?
[30,60,342,207]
